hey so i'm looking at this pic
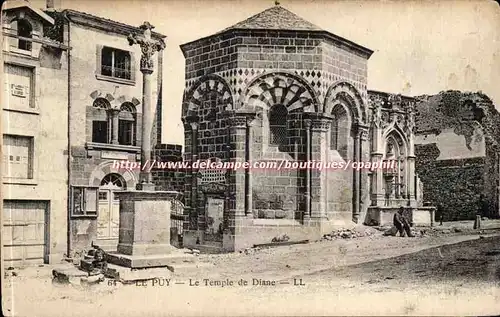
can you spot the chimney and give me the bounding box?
[46,0,61,10]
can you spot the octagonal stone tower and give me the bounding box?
[180,5,415,252]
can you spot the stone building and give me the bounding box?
[2,0,70,266]
[2,0,181,264]
[43,6,166,255]
[180,5,423,252]
[415,91,500,221]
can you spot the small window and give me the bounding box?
[92,121,109,143]
[118,103,136,146]
[330,106,350,159]
[269,104,288,146]
[93,98,110,109]
[71,186,99,217]
[17,19,32,51]
[118,121,134,145]
[101,47,132,80]
[98,192,108,201]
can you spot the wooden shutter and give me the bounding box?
[84,187,98,215]
[130,52,136,82]
[95,44,103,75]
[70,187,84,216]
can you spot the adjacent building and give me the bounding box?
[415,90,500,221]
[2,0,170,264]
[2,0,70,266]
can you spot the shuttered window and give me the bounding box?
[70,186,99,217]
[4,64,34,109]
[3,135,34,179]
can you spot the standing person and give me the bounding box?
[479,194,489,219]
[393,207,414,237]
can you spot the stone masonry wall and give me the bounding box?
[152,144,185,195]
[183,29,368,103]
[415,91,500,220]
[415,143,486,221]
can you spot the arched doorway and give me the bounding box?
[97,174,126,244]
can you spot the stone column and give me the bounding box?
[187,121,200,232]
[244,116,256,216]
[358,125,370,218]
[352,123,366,223]
[406,102,417,206]
[109,108,120,145]
[370,110,385,206]
[127,22,166,191]
[304,119,312,220]
[305,113,333,220]
[352,124,361,222]
[229,115,248,218]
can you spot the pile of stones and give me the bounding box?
[323,227,378,240]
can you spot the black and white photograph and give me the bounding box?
[1,0,500,315]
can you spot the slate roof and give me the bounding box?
[220,5,322,32]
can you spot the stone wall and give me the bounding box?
[182,29,369,103]
[152,144,185,195]
[415,143,485,221]
[415,91,500,220]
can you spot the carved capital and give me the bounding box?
[128,21,166,73]
[311,118,333,132]
[303,112,333,132]
[189,121,199,131]
[356,124,370,141]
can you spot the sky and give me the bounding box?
[29,0,500,145]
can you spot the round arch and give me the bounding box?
[238,71,320,113]
[182,74,234,119]
[89,161,138,189]
[324,81,367,123]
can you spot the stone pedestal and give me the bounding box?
[106,190,183,268]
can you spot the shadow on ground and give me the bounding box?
[307,235,500,285]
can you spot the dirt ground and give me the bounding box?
[3,229,500,316]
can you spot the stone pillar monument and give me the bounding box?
[127,21,166,191]
[106,22,182,269]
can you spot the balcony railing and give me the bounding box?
[101,65,131,80]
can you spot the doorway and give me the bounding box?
[204,196,224,242]
[97,174,125,249]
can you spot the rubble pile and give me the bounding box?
[239,247,262,255]
[323,227,378,240]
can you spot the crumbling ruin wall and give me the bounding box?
[415,91,500,221]
[415,143,485,221]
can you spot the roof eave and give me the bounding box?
[62,9,167,40]
[180,27,374,59]
[3,1,55,25]
[318,30,373,59]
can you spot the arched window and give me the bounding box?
[118,102,136,146]
[92,98,111,143]
[93,98,110,109]
[17,19,32,51]
[269,104,288,146]
[330,105,350,158]
[100,173,126,189]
